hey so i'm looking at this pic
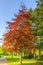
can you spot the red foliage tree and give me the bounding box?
[3,5,35,64]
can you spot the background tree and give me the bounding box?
[31,0,43,58]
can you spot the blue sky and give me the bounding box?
[0,0,36,45]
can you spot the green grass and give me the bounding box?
[6,55,43,65]
[6,55,20,65]
[6,55,19,62]
[21,62,43,65]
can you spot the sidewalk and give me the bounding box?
[0,56,8,65]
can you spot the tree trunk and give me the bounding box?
[33,48,36,59]
[20,52,22,64]
[34,53,36,59]
[38,49,41,58]
[12,52,14,59]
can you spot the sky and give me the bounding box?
[0,0,36,45]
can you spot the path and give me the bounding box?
[0,56,8,65]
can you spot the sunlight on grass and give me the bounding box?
[6,56,43,65]
[8,62,43,65]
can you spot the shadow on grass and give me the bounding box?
[22,56,34,59]
[36,56,43,61]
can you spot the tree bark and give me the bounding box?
[38,49,41,58]
[34,53,36,59]
[33,48,36,59]
[11,52,14,59]
[20,52,22,64]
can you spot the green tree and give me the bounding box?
[32,0,43,58]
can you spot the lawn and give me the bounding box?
[6,55,43,65]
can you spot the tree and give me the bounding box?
[31,0,43,58]
[35,36,43,58]
[32,0,43,36]
[3,4,35,64]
